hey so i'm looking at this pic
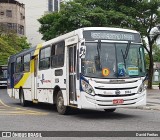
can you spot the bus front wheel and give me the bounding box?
[56,91,70,115]
[104,108,116,112]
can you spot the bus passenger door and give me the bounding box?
[31,56,38,102]
[10,63,15,97]
[8,62,15,97]
[68,44,77,105]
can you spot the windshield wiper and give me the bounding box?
[96,40,102,69]
[124,41,131,59]
[121,49,126,69]
[120,41,131,69]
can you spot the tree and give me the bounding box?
[132,1,160,89]
[38,0,145,41]
[145,44,160,70]
[109,0,160,89]
[0,26,30,65]
[153,44,160,62]
[38,0,160,88]
[0,38,15,65]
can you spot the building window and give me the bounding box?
[48,0,53,12]
[54,0,59,12]
[7,23,12,29]
[13,23,17,31]
[0,11,4,15]
[18,25,24,35]
[6,23,17,33]
[20,13,25,20]
[6,10,12,17]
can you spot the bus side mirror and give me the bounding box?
[80,46,86,58]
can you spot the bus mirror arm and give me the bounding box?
[145,72,149,81]
[142,71,148,83]
[80,46,86,58]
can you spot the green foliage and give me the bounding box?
[38,0,160,88]
[153,44,160,62]
[39,0,160,40]
[145,53,150,70]
[0,29,30,65]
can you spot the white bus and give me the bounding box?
[7,27,146,114]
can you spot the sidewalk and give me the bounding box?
[138,85,160,111]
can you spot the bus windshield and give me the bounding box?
[81,42,146,79]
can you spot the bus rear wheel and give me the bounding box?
[20,89,28,107]
[104,108,116,112]
[56,91,70,115]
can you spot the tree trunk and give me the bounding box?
[147,46,154,89]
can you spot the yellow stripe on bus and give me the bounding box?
[34,44,42,56]
[14,43,42,88]
[14,73,30,88]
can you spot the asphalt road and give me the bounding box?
[0,89,160,139]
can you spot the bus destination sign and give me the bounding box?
[83,30,141,43]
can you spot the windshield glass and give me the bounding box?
[81,42,146,78]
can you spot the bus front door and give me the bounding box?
[68,45,77,106]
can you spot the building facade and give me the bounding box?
[0,0,25,36]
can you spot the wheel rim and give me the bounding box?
[57,96,65,112]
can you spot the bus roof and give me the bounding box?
[81,27,139,33]
[8,27,140,61]
[42,27,140,46]
[8,46,36,62]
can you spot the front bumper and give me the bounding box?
[80,91,146,110]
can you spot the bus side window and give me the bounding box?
[51,41,65,68]
[16,56,23,73]
[23,54,30,72]
[39,46,51,70]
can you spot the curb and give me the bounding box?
[135,105,160,111]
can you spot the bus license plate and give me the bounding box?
[113,99,124,104]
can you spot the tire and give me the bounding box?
[20,89,28,107]
[56,91,70,115]
[104,108,116,112]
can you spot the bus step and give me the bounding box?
[32,99,38,104]
[69,104,77,108]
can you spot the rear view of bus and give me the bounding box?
[0,65,7,87]
[79,27,146,112]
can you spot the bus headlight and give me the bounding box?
[137,82,146,94]
[81,80,95,96]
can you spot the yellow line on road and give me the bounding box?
[0,111,48,115]
[0,113,48,116]
[0,109,6,110]
[14,107,49,114]
[0,99,49,115]
[0,99,11,108]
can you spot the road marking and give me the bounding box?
[0,99,11,107]
[0,99,48,115]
